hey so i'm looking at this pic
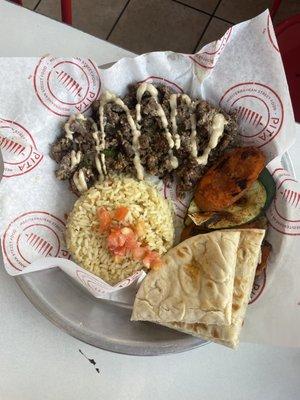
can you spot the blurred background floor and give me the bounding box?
[22,0,300,53]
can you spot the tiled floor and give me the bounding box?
[22,0,300,54]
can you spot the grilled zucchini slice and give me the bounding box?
[208,180,266,229]
[187,180,267,229]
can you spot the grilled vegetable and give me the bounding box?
[187,180,267,230]
[181,215,269,242]
[194,147,266,211]
[180,223,208,241]
[188,209,216,226]
[207,180,267,229]
[258,168,276,212]
[185,200,220,226]
[236,214,268,230]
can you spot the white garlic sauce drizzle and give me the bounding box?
[136,83,179,169]
[89,118,105,180]
[100,153,107,175]
[92,131,100,151]
[92,84,228,185]
[170,94,227,166]
[70,150,81,168]
[95,155,104,178]
[73,169,88,192]
[64,114,89,192]
[169,94,192,150]
[190,102,199,159]
[195,113,227,165]
[64,113,87,140]
[136,83,175,150]
[169,94,180,149]
[99,91,144,180]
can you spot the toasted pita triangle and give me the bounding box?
[162,229,265,348]
[131,230,241,326]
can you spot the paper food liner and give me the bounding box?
[0,10,299,346]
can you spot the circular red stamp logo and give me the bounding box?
[249,270,266,304]
[267,177,300,235]
[138,76,183,93]
[76,269,141,293]
[76,269,109,294]
[0,119,43,178]
[115,270,143,288]
[33,57,101,117]
[190,27,232,69]
[2,211,69,271]
[219,82,284,147]
[266,14,279,52]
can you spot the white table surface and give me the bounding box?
[0,2,300,399]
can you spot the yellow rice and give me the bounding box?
[66,175,174,285]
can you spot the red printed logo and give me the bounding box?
[2,211,69,271]
[163,179,193,219]
[267,173,300,235]
[249,270,266,304]
[76,269,141,292]
[280,188,300,208]
[138,76,183,93]
[219,82,284,147]
[265,14,279,52]
[33,57,101,117]
[0,119,43,178]
[115,270,143,288]
[76,269,109,294]
[190,27,232,69]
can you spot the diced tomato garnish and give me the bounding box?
[112,246,127,256]
[125,237,137,251]
[97,207,112,233]
[120,227,134,236]
[120,227,138,250]
[107,229,126,251]
[98,207,161,268]
[143,250,162,269]
[107,226,139,257]
[114,206,129,222]
[132,245,147,261]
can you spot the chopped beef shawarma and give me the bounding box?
[50,83,239,195]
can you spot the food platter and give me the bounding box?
[0,14,299,354]
[0,60,295,355]
[11,153,293,356]
[0,62,295,354]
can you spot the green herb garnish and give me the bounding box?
[102,148,118,158]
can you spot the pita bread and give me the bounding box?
[131,230,241,325]
[162,229,265,348]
